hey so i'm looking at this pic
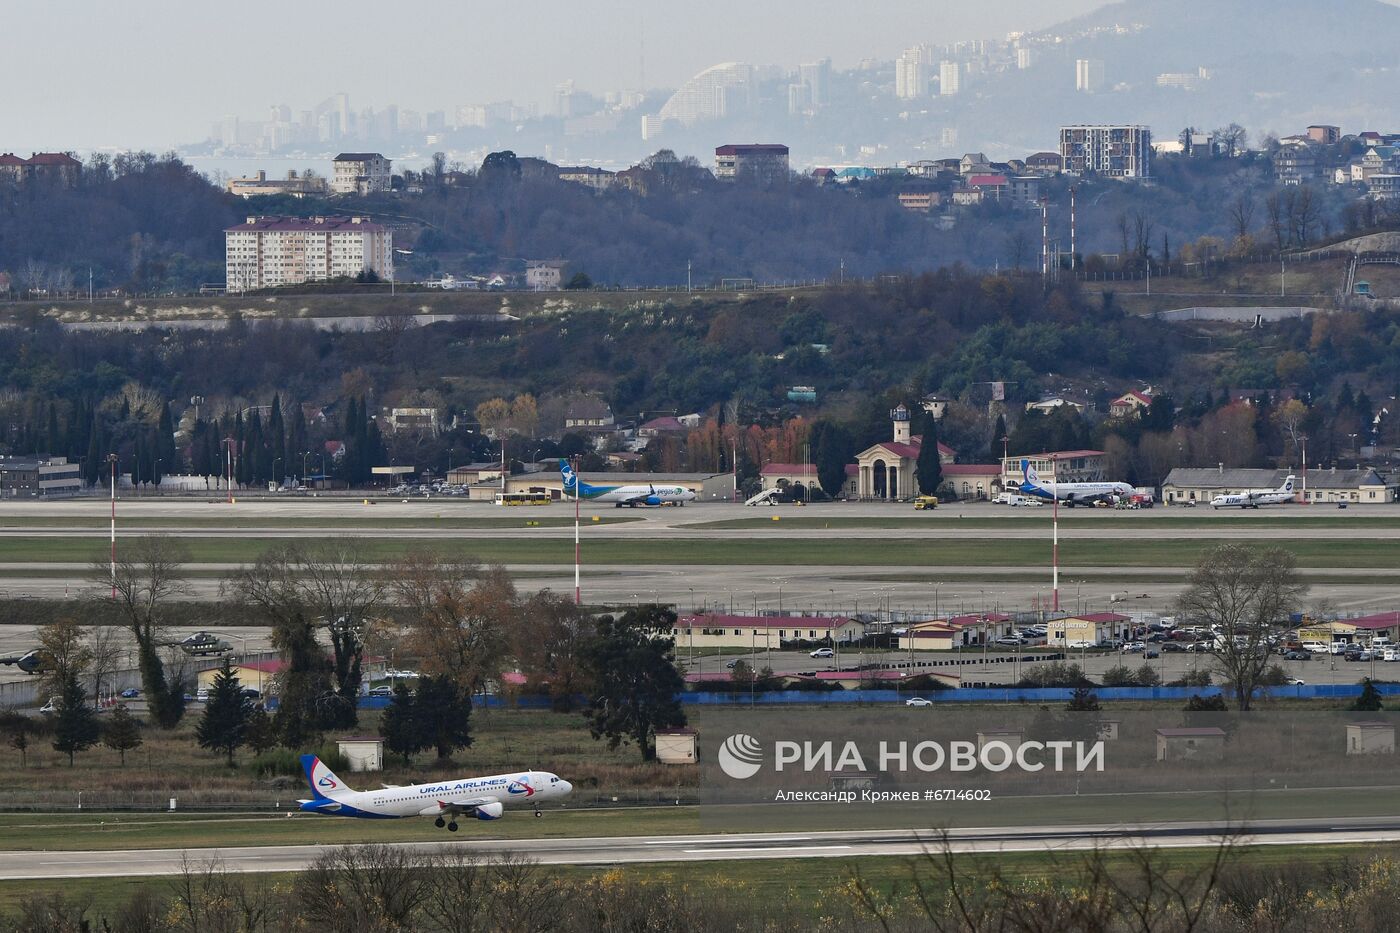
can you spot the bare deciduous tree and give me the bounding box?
[1175,544,1308,710]
[90,534,190,728]
[390,552,516,699]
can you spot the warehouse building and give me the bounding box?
[1161,467,1394,505]
[0,456,82,497]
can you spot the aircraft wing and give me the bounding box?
[416,795,502,817]
[618,492,654,506]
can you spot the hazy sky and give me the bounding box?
[4,0,1128,149]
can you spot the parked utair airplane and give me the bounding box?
[1211,475,1296,510]
[1019,460,1134,508]
[560,460,696,507]
[297,754,572,831]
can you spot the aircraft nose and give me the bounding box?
[559,780,573,796]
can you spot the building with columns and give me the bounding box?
[847,405,955,500]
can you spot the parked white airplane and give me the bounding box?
[1019,460,1134,507]
[560,460,696,507]
[297,754,572,831]
[1211,475,1296,509]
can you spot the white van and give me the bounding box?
[1384,648,1399,662]
[1303,641,1330,654]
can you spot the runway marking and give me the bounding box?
[682,844,854,854]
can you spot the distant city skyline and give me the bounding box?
[4,0,1127,149]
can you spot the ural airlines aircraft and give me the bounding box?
[1211,475,1296,509]
[560,461,696,507]
[297,754,572,831]
[1019,460,1134,507]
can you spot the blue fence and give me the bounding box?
[346,683,1400,711]
[679,683,1400,705]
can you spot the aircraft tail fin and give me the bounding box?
[1021,459,1038,488]
[300,754,355,801]
[560,460,580,497]
[1280,474,1296,494]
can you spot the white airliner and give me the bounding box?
[298,754,573,831]
[1211,475,1296,510]
[560,461,696,507]
[1019,460,1134,508]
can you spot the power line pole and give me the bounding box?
[1069,186,1077,273]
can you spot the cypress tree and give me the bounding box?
[915,409,944,498]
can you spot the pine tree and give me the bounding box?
[103,704,143,765]
[245,707,277,757]
[413,676,474,761]
[51,670,100,766]
[381,683,427,764]
[1066,686,1101,712]
[1351,678,1384,712]
[197,660,252,766]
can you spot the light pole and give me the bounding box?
[273,457,283,489]
[302,450,311,486]
[107,454,118,599]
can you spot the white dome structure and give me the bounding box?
[657,62,751,126]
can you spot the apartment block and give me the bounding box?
[1059,125,1152,178]
[714,144,790,183]
[224,216,392,292]
[331,152,392,195]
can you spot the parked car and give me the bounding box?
[1282,650,1311,661]
[809,647,834,658]
[1303,642,1330,654]
[1144,649,1160,659]
[905,697,933,707]
[1385,648,1400,662]
[367,686,393,697]
[1287,677,1306,686]
[119,688,140,699]
[195,688,210,703]
[1162,642,1187,653]
[1123,641,1146,653]
[995,635,1027,646]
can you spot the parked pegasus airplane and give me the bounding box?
[1211,475,1296,509]
[560,460,696,507]
[1019,460,1134,507]
[297,754,572,831]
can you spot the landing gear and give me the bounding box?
[447,821,459,832]
[434,817,445,828]
[533,807,543,819]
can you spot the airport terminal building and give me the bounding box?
[1161,467,1395,505]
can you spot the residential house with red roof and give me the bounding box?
[672,613,864,649]
[0,152,81,187]
[1109,389,1154,419]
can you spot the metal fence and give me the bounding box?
[679,682,1400,705]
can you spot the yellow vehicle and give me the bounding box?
[913,495,939,511]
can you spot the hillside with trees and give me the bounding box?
[0,267,1394,491]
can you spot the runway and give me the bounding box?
[4,817,1400,879]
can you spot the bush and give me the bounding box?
[252,746,350,779]
[1101,665,1136,686]
[1018,661,1092,688]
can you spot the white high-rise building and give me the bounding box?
[1075,59,1105,93]
[798,59,831,109]
[657,62,751,125]
[939,60,961,96]
[224,216,393,292]
[895,46,930,100]
[1016,47,1033,70]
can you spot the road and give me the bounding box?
[4,817,1400,879]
